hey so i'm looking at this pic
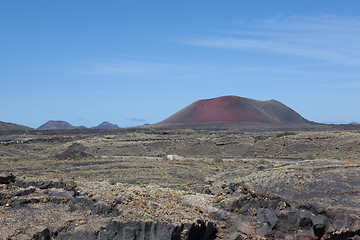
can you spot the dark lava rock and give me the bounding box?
[57,143,93,160]
[94,219,216,240]
[1,178,218,240]
[55,220,217,240]
[15,187,36,196]
[203,159,360,239]
[0,173,16,184]
[38,181,53,189]
[98,220,180,240]
[15,180,66,189]
[188,220,217,240]
[32,228,52,240]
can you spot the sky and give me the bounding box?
[1,1,360,128]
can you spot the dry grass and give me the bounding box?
[0,156,251,191]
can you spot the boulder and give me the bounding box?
[0,173,16,184]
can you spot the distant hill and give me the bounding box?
[37,120,120,130]
[158,96,312,126]
[37,120,83,130]
[0,121,33,131]
[92,121,120,129]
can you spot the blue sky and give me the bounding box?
[1,1,360,128]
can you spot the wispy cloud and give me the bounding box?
[179,15,360,65]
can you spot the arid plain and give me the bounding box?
[1,123,360,239]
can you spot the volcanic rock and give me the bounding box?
[198,159,360,239]
[0,173,16,184]
[159,95,311,125]
[0,178,217,240]
[57,143,92,160]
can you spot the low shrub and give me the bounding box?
[213,156,223,163]
[275,131,297,138]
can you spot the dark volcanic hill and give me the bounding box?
[0,121,33,131]
[160,96,311,125]
[37,120,79,130]
[92,121,120,129]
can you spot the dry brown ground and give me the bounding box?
[1,128,360,239]
[0,156,252,192]
[2,128,360,161]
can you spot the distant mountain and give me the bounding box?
[37,120,120,130]
[37,120,83,130]
[92,121,120,129]
[0,121,33,131]
[158,95,311,126]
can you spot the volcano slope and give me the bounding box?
[158,96,312,127]
[0,121,33,131]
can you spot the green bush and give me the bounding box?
[66,179,77,190]
[213,156,223,163]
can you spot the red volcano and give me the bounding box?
[37,120,76,130]
[160,96,309,125]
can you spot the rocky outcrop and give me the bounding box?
[0,173,16,184]
[0,175,217,240]
[204,185,360,239]
[1,157,360,240]
[91,220,216,240]
[31,220,217,240]
[57,143,93,160]
[193,159,360,239]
